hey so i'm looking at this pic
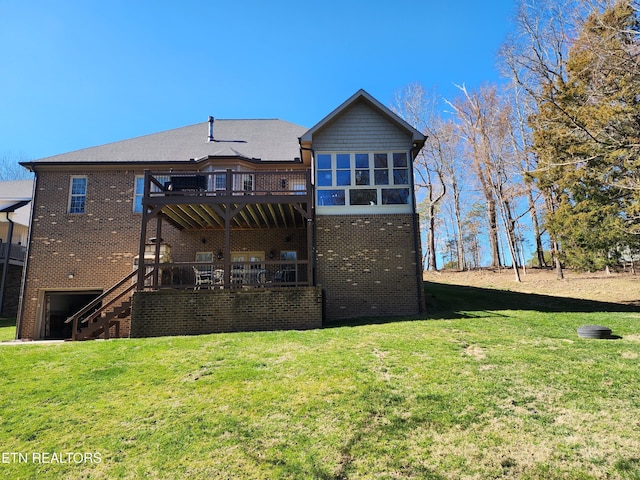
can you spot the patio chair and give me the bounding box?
[193,266,213,289]
[212,269,224,287]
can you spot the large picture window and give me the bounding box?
[315,152,411,212]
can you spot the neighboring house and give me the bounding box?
[0,179,33,317]
[16,89,426,340]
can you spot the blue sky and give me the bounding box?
[1,0,517,161]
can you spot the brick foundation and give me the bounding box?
[316,214,425,321]
[129,287,323,337]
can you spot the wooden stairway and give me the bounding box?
[73,299,132,341]
[65,269,151,340]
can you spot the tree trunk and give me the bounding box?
[498,196,521,282]
[452,183,466,271]
[487,198,501,267]
[552,238,564,280]
[474,161,501,268]
[427,203,438,271]
[527,188,546,267]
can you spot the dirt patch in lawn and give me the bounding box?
[424,267,640,307]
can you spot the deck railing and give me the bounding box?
[145,169,311,199]
[0,243,26,263]
[138,259,310,290]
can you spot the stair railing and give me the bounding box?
[65,268,153,340]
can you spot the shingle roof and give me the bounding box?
[0,180,34,201]
[25,119,307,166]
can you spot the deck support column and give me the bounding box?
[137,170,152,291]
[223,205,232,289]
[152,215,163,288]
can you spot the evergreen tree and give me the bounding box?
[531,0,640,270]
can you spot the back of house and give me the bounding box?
[16,89,426,340]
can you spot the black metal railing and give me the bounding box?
[138,260,309,290]
[145,169,311,199]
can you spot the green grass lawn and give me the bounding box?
[1,284,639,479]
[0,316,16,342]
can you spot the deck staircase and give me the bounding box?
[65,269,151,340]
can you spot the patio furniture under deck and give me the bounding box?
[136,169,314,291]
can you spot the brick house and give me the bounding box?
[16,89,426,340]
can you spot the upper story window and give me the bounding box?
[134,176,145,213]
[133,175,169,213]
[68,176,87,214]
[316,152,411,213]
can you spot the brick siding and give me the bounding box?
[18,169,156,338]
[0,264,23,318]
[17,169,308,339]
[316,214,425,321]
[130,287,323,337]
[19,169,424,337]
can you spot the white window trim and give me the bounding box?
[315,151,413,215]
[68,176,88,214]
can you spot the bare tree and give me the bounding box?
[438,121,469,270]
[463,202,485,268]
[447,85,503,269]
[497,0,585,279]
[504,81,548,268]
[498,0,623,279]
[392,83,454,271]
[0,152,33,181]
[448,84,525,281]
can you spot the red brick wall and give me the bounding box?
[130,287,323,337]
[18,169,162,338]
[17,168,310,338]
[19,169,424,337]
[316,214,425,321]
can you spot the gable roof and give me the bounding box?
[22,119,307,168]
[300,89,426,145]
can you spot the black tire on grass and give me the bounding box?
[577,325,613,339]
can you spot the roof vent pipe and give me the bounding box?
[208,116,215,142]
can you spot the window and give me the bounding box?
[68,176,87,214]
[336,154,351,186]
[133,175,170,213]
[315,152,411,211]
[213,173,226,191]
[231,251,265,284]
[317,154,332,187]
[133,176,144,213]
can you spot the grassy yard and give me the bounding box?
[0,284,639,479]
[0,316,16,342]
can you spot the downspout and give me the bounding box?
[0,214,14,316]
[298,140,317,287]
[410,141,427,313]
[15,170,37,339]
